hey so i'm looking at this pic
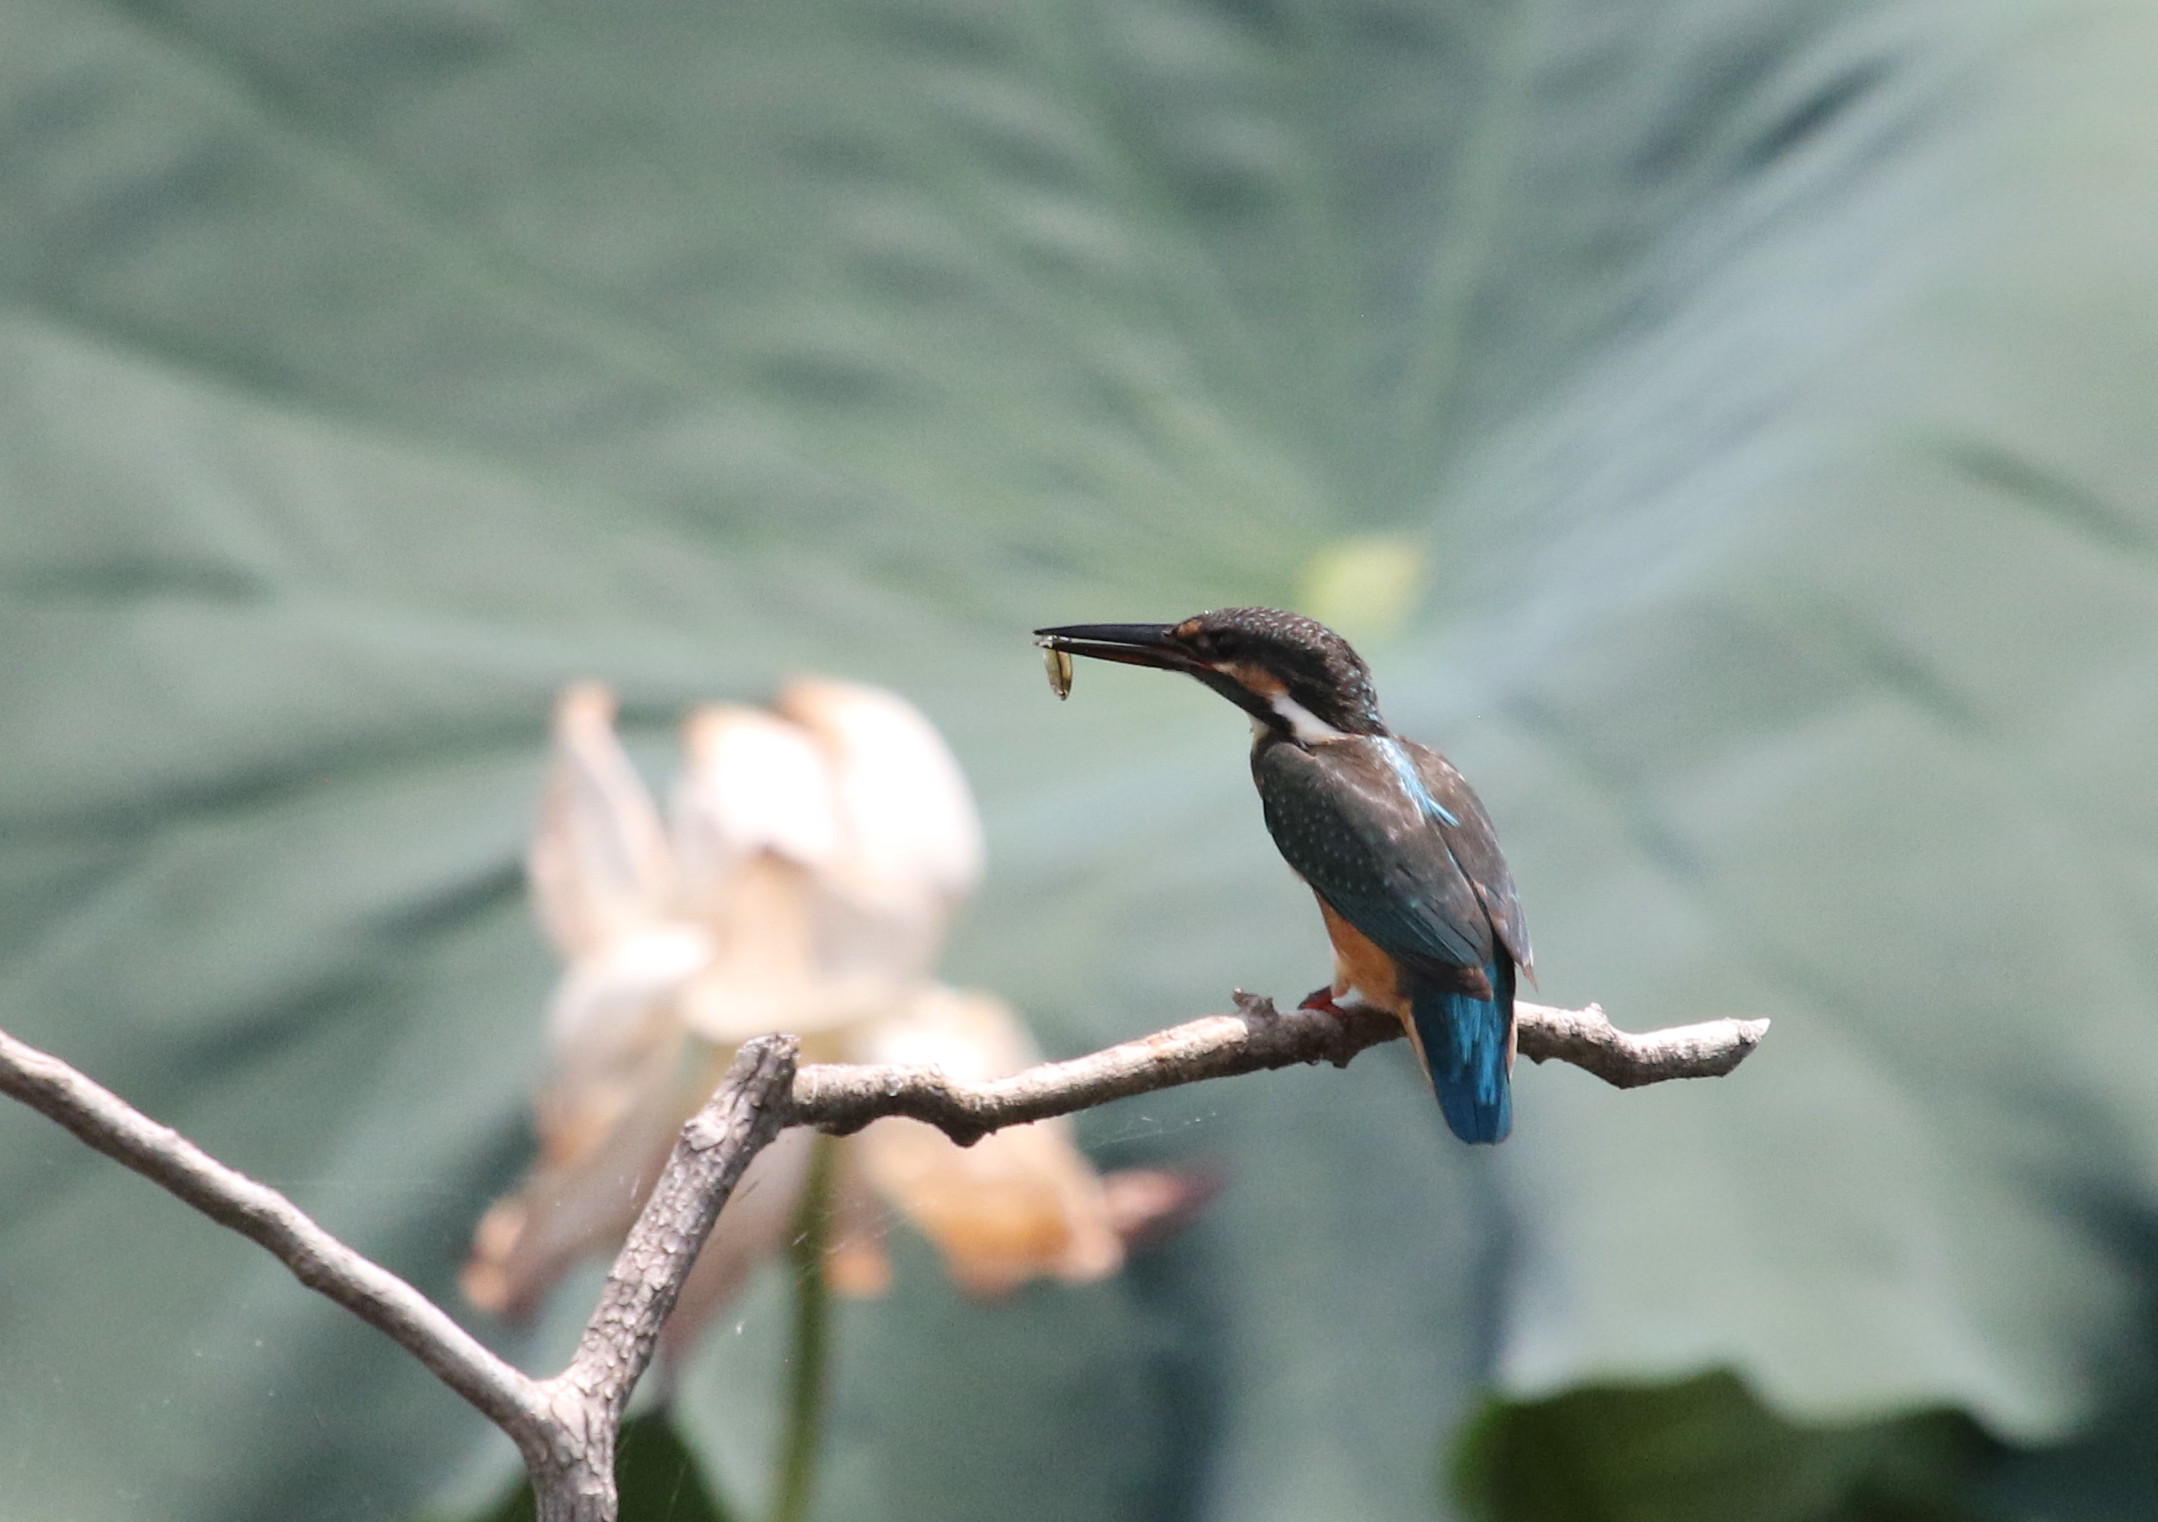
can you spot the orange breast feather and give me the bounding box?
[1315,896,1404,1017]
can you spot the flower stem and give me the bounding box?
[768,1133,837,1522]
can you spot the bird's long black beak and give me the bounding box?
[1033,622,1203,673]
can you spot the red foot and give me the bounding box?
[1298,986,1347,1015]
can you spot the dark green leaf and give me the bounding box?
[1453,1371,1996,1522]
[434,1410,733,1522]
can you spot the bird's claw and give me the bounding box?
[1297,987,1347,1016]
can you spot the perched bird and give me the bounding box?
[1035,608,1531,1143]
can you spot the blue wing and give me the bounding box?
[1402,741,1531,978]
[1252,735,1526,1143]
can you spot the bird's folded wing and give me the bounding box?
[1252,737,1492,975]
[1402,740,1532,975]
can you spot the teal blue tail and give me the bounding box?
[1410,959,1514,1144]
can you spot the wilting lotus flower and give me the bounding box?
[463,679,1194,1353]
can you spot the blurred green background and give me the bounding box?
[4,0,2158,1517]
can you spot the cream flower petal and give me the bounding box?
[461,1074,677,1319]
[465,1020,729,1319]
[672,705,872,1040]
[465,918,720,1318]
[671,705,843,918]
[672,692,977,1041]
[538,923,714,1156]
[851,988,1122,1296]
[775,682,984,1001]
[774,678,985,909]
[674,853,855,1043]
[527,683,675,959]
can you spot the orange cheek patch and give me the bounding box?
[1225,662,1286,697]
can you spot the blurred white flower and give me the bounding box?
[463,679,1196,1351]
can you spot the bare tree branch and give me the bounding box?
[788,993,1769,1144]
[522,1037,801,1522]
[1513,1000,1768,1088]
[0,1024,802,1522]
[0,1028,551,1450]
[0,993,1765,1522]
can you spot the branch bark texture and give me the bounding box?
[528,1038,800,1520]
[0,994,1765,1521]
[0,1028,548,1443]
[786,993,1769,1143]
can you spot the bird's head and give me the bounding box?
[1034,607,1385,742]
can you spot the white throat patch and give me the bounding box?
[1269,692,1349,743]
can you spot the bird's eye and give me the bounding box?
[1209,631,1240,658]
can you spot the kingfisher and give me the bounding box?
[1035,608,1531,1143]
